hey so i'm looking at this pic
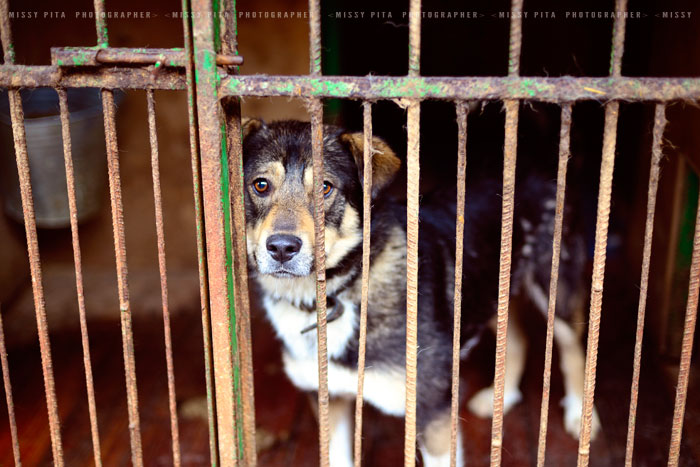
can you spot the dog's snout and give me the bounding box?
[266,234,302,263]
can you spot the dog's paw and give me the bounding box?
[468,386,522,418]
[561,395,601,440]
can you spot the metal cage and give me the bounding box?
[0,0,699,466]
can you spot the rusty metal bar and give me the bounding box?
[623,104,666,466]
[578,1,628,462]
[51,47,242,68]
[146,89,182,467]
[9,89,66,467]
[490,0,523,464]
[102,88,144,467]
[489,99,519,467]
[191,0,239,464]
[405,0,421,464]
[404,98,420,467]
[0,307,21,466]
[220,0,257,462]
[308,0,330,465]
[57,87,102,467]
[0,65,186,89]
[310,97,330,467]
[353,101,373,467]
[610,0,628,77]
[507,0,523,76]
[577,101,620,467]
[92,0,108,47]
[667,172,700,465]
[0,2,65,464]
[450,101,468,467]
[536,103,573,467]
[0,12,64,466]
[220,75,700,102]
[180,0,219,462]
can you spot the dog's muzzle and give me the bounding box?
[266,234,302,263]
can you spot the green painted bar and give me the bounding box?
[220,75,700,102]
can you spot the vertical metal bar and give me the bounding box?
[310,96,330,467]
[450,101,468,467]
[405,1,421,466]
[1,5,68,467]
[102,88,144,467]
[507,0,523,77]
[667,181,700,466]
[578,2,627,463]
[0,307,21,466]
[405,99,420,467]
[92,0,108,47]
[353,101,373,467]
[536,103,572,467]
[491,0,523,464]
[220,2,257,462]
[623,104,666,466]
[146,89,182,467]
[57,88,103,467]
[489,99,519,467]
[610,0,628,77]
[180,0,218,463]
[0,2,64,465]
[308,1,330,466]
[191,0,239,464]
[577,101,619,467]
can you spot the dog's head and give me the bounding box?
[242,119,400,279]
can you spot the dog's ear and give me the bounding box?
[340,132,401,197]
[241,117,264,140]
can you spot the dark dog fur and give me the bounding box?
[242,119,598,466]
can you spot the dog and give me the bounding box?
[242,118,600,467]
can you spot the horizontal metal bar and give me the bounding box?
[51,47,242,68]
[221,75,700,101]
[0,65,185,89]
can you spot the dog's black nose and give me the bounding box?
[266,234,302,263]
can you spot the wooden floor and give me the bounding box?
[0,302,698,466]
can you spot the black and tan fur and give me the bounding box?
[243,119,599,467]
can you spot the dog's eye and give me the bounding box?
[253,178,269,194]
[323,181,333,197]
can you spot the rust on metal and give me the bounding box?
[191,0,239,463]
[0,307,21,466]
[536,103,572,467]
[404,0,422,463]
[507,0,523,76]
[51,47,242,68]
[102,88,144,467]
[577,102,620,467]
[668,170,700,466]
[610,0,628,77]
[354,100,373,467]
[0,65,186,89]
[450,101,468,467]
[146,89,182,467]
[0,1,65,463]
[309,96,331,467]
[220,0,257,461]
[220,75,700,102]
[8,89,66,467]
[222,98,258,466]
[57,87,103,467]
[489,99,519,467]
[180,0,219,462]
[623,104,666,466]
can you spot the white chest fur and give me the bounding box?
[263,295,406,417]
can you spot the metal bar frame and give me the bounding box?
[0,0,698,465]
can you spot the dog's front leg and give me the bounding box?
[308,395,354,467]
[419,409,465,467]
